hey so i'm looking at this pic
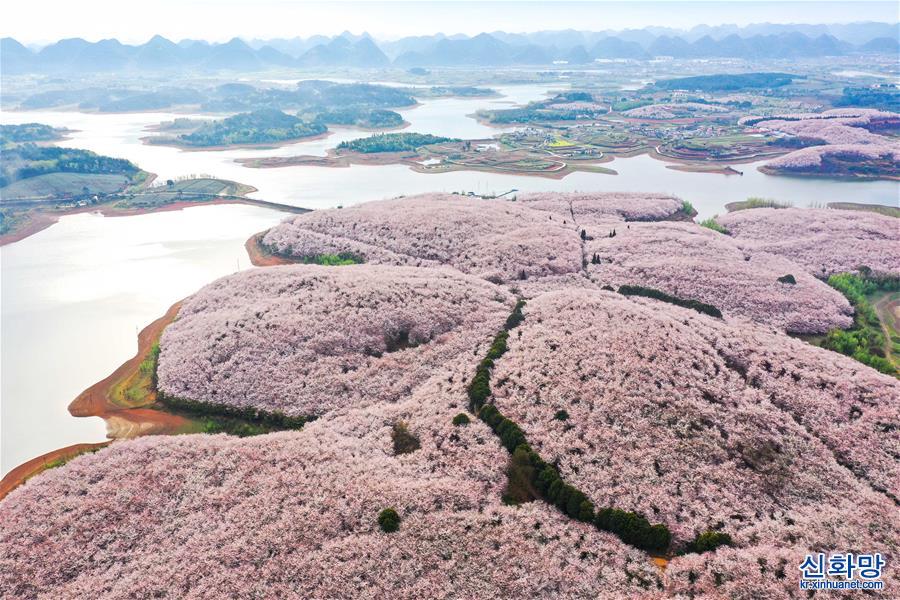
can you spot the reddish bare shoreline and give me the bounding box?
[0,442,111,502]
[245,231,297,267]
[0,302,192,499]
[68,301,184,425]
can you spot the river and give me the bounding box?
[1,82,898,476]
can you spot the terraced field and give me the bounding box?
[0,173,133,202]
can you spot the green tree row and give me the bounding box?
[822,270,899,376]
[618,285,723,318]
[337,132,459,153]
[464,299,735,556]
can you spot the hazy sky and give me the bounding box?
[4,1,898,45]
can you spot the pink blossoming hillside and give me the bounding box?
[261,192,858,333]
[1,326,663,598]
[584,221,853,333]
[490,289,899,594]
[262,193,587,284]
[716,207,900,277]
[157,264,514,416]
[748,109,900,176]
[516,191,686,223]
[3,186,896,599]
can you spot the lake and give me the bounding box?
[3,87,897,219]
[0,205,287,476]
[1,82,898,476]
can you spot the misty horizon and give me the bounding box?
[5,20,899,50]
[3,1,899,45]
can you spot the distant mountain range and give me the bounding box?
[3,22,898,74]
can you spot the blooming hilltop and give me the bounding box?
[1,191,898,598]
[717,208,900,277]
[157,265,513,416]
[746,109,900,178]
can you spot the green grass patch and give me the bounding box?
[826,202,900,218]
[549,137,575,148]
[726,197,792,212]
[110,343,160,408]
[700,217,728,234]
[299,252,364,266]
[819,271,899,376]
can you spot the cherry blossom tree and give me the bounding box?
[489,289,899,556]
[584,221,853,333]
[718,208,900,277]
[749,108,900,175]
[158,264,514,416]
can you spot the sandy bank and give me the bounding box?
[0,442,110,502]
[245,231,297,267]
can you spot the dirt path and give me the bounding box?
[873,291,900,367]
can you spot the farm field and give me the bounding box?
[0,173,133,202]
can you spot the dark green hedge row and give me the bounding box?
[157,391,313,431]
[465,299,674,554]
[685,530,733,554]
[618,285,723,318]
[467,300,525,412]
[462,299,734,557]
[478,403,671,553]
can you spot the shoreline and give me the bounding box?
[0,442,111,502]
[139,129,334,152]
[237,150,619,179]
[0,196,309,247]
[68,300,188,430]
[0,223,307,497]
[0,301,187,500]
[245,231,297,267]
[666,164,743,175]
[758,165,900,181]
[139,108,416,152]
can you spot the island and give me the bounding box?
[145,109,328,149]
[238,131,618,178]
[0,123,307,244]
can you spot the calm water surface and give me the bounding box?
[1,83,898,476]
[4,87,897,218]
[1,205,287,476]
